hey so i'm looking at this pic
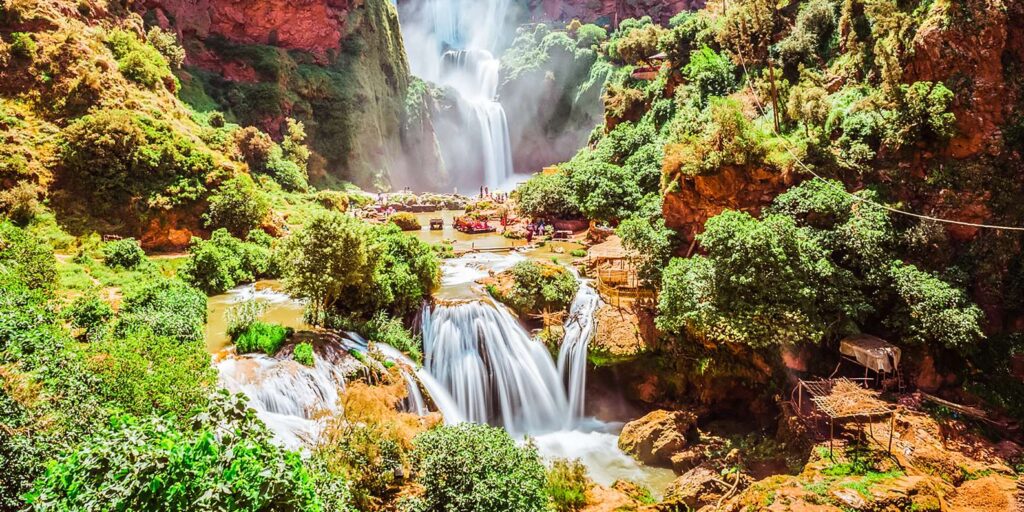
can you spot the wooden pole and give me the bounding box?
[768,58,780,133]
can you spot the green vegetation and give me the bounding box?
[514,172,582,220]
[234,321,290,356]
[546,458,591,512]
[408,423,547,512]
[390,211,421,231]
[491,260,580,316]
[179,228,275,294]
[204,174,271,237]
[106,29,177,90]
[294,342,315,366]
[101,238,146,269]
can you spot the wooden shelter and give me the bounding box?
[586,235,654,306]
[794,378,896,458]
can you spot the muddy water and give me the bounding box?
[204,281,308,354]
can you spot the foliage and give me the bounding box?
[663,98,765,178]
[315,190,350,212]
[85,325,214,418]
[776,0,839,68]
[234,321,290,356]
[575,24,607,48]
[495,260,579,316]
[408,423,547,512]
[0,181,41,225]
[882,81,956,149]
[225,300,268,339]
[204,174,271,237]
[787,82,831,135]
[9,32,35,59]
[546,458,591,512]
[59,110,214,210]
[294,342,315,366]
[656,210,868,347]
[617,196,674,285]
[0,221,57,294]
[612,24,665,65]
[106,29,175,89]
[179,228,274,294]
[886,261,984,350]
[62,294,113,341]
[116,277,207,344]
[716,0,778,64]
[514,172,581,219]
[365,312,422,365]
[101,238,146,269]
[682,47,736,103]
[26,392,338,511]
[390,212,421,231]
[146,26,185,68]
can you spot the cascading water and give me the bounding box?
[557,283,600,422]
[422,300,570,434]
[398,0,515,189]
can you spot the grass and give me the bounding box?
[234,321,290,355]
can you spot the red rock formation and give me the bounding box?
[662,165,796,243]
[143,0,353,61]
[905,0,1021,159]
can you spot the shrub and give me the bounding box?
[886,261,983,350]
[0,180,40,225]
[315,190,350,212]
[204,174,270,237]
[59,110,214,209]
[234,127,274,173]
[26,392,333,511]
[495,260,579,316]
[390,212,421,231]
[106,29,174,89]
[225,300,268,339]
[682,46,736,103]
[409,423,547,512]
[145,26,185,68]
[179,228,274,294]
[294,342,315,366]
[515,172,583,220]
[547,459,591,512]
[883,81,956,149]
[116,278,207,344]
[101,238,146,269]
[365,312,422,364]
[266,155,308,191]
[235,321,289,355]
[663,98,765,179]
[570,249,586,258]
[575,24,608,48]
[9,32,35,59]
[0,221,57,293]
[62,294,114,341]
[613,24,665,65]
[85,326,214,417]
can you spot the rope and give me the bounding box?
[726,41,1024,231]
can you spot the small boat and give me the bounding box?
[454,217,496,234]
[430,219,444,230]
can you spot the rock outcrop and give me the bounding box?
[618,409,697,467]
[662,165,796,243]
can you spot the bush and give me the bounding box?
[62,294,114,341]
[365,312,422,364]
[390,212,421,231]
[575,24,608,48]
[495,260,579,316]
[179,228,274,294]
[9,32,35,59]
[886,261,983,350]
[266,155,308,191]
[883,81,956,149]
[26,392,333,511]
[204,174,270,237]
[85,326,214,417]
[0,181,41,225]
[612,24,665,65]
[682,47,736,103]
[409,423,547,512]
[235,321,289,355]
[570,249,587,257]
[0,221,57,293]
[145,26,185,68]
[315,190,350,212]
[294,342,315,366]
[106,29,174,89]
[225,299,267,339]
[547,459,591,512]
[515,172,582,220]
[101,238,146,269]
[234,126,275,173]
[116,278,207,344]
[663,98,764,179]
[59,110,214,209]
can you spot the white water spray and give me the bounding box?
[398,0,516,189]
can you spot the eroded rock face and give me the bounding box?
[618,409,697,467]
[143,0,351,61]
[664,464,752,510]
[662,165,796,243]
[591,303,654,364]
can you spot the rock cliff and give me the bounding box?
[527,0,702,25]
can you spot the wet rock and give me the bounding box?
[663,464,752,510]
[618,410,698,467]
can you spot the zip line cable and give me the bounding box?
[725,41,1024,231]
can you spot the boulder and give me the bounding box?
[664,464,752,510]
[618,410,697,467]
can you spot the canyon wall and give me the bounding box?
[528,0,703,25]
[141,0,441,188]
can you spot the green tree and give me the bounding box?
[0,221,57,294]
[101,238,146,269]
[514,172,581,219]
[179,228,274,294]
[883,81,956,149]
[887,261,984,350]
[204,174,271,237]
[682,47,736,103]
[409,423,547,512]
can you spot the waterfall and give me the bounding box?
[422,300,571,434]
[557,283,600,422]
[398,0,515,189]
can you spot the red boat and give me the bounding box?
[454,217,496,234]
